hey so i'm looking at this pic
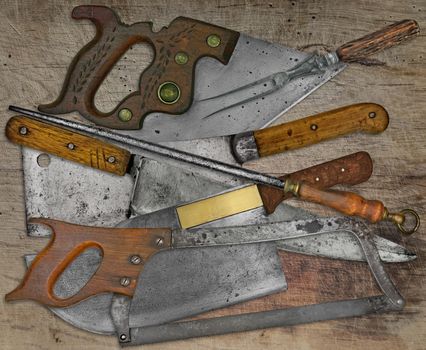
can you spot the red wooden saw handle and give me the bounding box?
[5,218,171,307]
[337,19,419,62]
[39,5,240,130]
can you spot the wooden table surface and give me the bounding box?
[1,1,425,349]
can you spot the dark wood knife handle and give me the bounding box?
[5,218,171,307]
[39,5,240,130]
[337,19,419,63]
[6,115,131,176]
[258,152,373,214]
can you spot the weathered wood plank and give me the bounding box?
[0,0,425,349]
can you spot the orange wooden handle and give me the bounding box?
[292,183,386,223]
[253,103,388,158]
[5,218,171,307]
[6,115,131,176]
[337,19,419,63]
[258,151,373,214]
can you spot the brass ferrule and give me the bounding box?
[283,179,300,197]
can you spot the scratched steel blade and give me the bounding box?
[121,34,345,141]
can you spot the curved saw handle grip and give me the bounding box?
[38,5,240,130]
[337,19,419,63]
[258,151,373,214]
[233,103,388,163]
[6,115,131,176]
[5,218,171,307]
[285,181,420,234]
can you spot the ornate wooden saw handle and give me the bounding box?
[38,5,240,130]
[337,19,419,62]
[5,218,171,307]
[6,115,131,176]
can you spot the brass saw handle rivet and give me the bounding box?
[207,34,221,48]
[118,108,133,122]
[175,51,189,65]
[158,82,181,104]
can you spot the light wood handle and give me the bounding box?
[337,19,419,63]
[254,103,388,158]
[5,218,171,307]
[6,115,131,176]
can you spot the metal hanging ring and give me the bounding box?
[397,209,420,235]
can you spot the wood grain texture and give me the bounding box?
[6,115,131,175]
[337,19,420,63]
[0,1,425,349]
[6,218,171,307]
[39,5,240,130]
[259,151,373,214]
[254,103,389,158]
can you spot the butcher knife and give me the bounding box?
[38,5,419,141]
[8,103,389,168]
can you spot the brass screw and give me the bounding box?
[207,34,221,48]
[67,143,75,150]
[175,52,189,65]
[120,277,131,287]
[158,82,181,104]
[130,255,142,265]
[19,126,28,135]
[118,108,133,122]
[107,156,116,164]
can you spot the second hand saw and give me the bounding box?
[36,5,419,141]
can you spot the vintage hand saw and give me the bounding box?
[37,5,419,141]
[8,109,420,234]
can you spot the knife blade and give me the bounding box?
[36,5,419,141]
[5,216,386,308]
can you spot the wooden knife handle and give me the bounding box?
[5,218,171,307]
[336,19,419,63]
[6,115,131,176]
[252,103,388,160]
[39,5,240,130]
[258,151,373,214]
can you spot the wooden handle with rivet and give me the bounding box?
[252,103,388,159]
[5,218,171,307]
[336,19,420,63]
[6,115,131,176]
[284,180,420,233]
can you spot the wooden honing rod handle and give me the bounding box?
[336,19,420,63]
[6,115,131,176]
[253,103,388,159]
[284,180,420,234]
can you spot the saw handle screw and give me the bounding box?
[120,277,131,287]
[129,255,142,265]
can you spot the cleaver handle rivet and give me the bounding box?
[310,124,318,131]
[156,237,165,247]
[19,126,28,135]
[107,156,116,164]
[119,334,127,341]
[67,142,75,150]
[129,255,142,265]
[120,277,131,287]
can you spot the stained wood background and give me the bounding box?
[0,1,425,349]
